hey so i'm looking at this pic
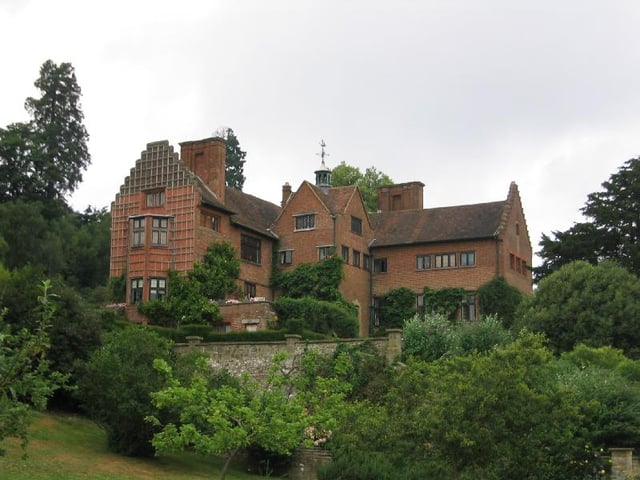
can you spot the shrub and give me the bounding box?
[402,313,454,361]
[274,296,358,338]
[378,287,416,329]
[477,276,523,328]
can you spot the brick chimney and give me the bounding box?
[377,181,425,212]
[179,137,226,203]
[282,182,292,207]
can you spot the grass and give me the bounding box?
[0,412,262,480]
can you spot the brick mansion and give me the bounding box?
[110,136,532,336]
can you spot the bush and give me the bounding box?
[76,326,175,456]
[403,313,454,361]
[378,287,416,329]
[274,296,358,338]
[477,276,523,328]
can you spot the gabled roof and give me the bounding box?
[369,200,507,247]
[308,183,360,214]
[224,187,281,238]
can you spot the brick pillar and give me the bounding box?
[610,448,634,479]
[386,329,402,363]
[285,334,301,355]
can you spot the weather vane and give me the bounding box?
[317,139,329,165]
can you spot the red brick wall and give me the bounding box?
[218,301,277,331]
[371,239,499,297]
[500,185,533,294]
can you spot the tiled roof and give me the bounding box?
[308,183,358,214]
[224,187,281,238]
[369,201,507,247]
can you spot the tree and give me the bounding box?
[0,280,66,455]
[536,157,640,281]
[149,351,353,480]
[477,276,523,328]
[322,333,595,480]
[76,326,175,456]
[378,287,416,329]
[188,241,240,300]
[516,260,640,358]
[331,162,393,212]
[0,122,37,202]
[222,128,245,190]
[25,60,90,201]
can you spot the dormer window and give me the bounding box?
[294,213,316,231]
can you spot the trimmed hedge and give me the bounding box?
[273,296,358,338]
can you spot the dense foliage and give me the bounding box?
[476,276,523,328]
[536,156,640,280]
[320,333,609,480]
[0,281,66,455]
[376,287,416,330]
[516,260,640,358]
[423,286,467,318]
[273,256,346,303]
[402,313,513,362]
[76,326,175,456]
[330,161,393,212]
[149,351,354,480]
[273,296,358,338]
[0,60,90,202]
[139,242,240,326]
[222,128,246,190]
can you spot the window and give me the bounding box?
[460,294,477,321]
[295,214,316,231]
[416,255,431,270]
[146,190,165,207]
[417,294,425,316]
[342,245,349,263]
[373,296,384,327]
[149,278,166,301]
[241,234,261,264]
[244,282,256,298]
[373,258,388,273]
[435,253,456,269]
[131,217,145,247]
[460,251,476,267]
[364,254,372,271]
[130,278,143,303]
[151,217,169,246]
[279,250,293,265]
[318,246,332,261]
[351,216,363,235]
[212,215,220,232]
[353,250,361,267]
[516,222,520,236]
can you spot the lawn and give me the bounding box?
[0,412,261,480]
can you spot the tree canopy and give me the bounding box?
[516,260,640,358]
[536,157,640,280]
[331,161,393,212]
[222,128,246,191]
[0,60,90,203]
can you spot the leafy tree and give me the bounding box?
[188,241,240,300]
[331,161,393,212]
[76,326,175,456]
[536,157,640,280]
[323,333,594,480]
[516,260,640,358]
[25,60,90,201]
[477,276,523,328]
[558,345,640,448]
[222,128,246,190]
[149,351,353,480]
[0,280,67,455]
[378,287,416,329]
[0,122,37,202]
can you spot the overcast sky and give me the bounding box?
[2,0,639,265]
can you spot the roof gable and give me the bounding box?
[223,187,281,238]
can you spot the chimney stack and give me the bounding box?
[282,182,292,207]
[179,137,226,203]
